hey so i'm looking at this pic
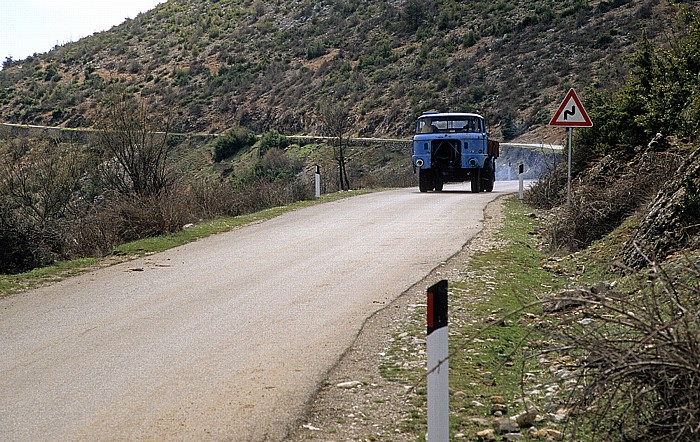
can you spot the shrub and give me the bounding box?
[95,94,174,198]
[306,39,327,60]
[258,129,289,154]
[212,126,256,161]
[541,148,682,252]
[0,206,56,274]
[546,256,700,441]
[252,147,303,182]
[578,14,700,156]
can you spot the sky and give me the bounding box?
[1,0,165,63]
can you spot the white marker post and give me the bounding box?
[427,280,449,442]
[548,88,593,205]
[518,163,524,200]
[314,165,321,198]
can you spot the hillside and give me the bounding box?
[1,0,697,141]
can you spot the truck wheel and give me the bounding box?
[470,168,481,193]
[418,169,430,192]
[483,169,495,192]
[434,177,444,192]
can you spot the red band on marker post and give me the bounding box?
[427,280,448,335]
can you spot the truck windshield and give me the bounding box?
[415,117,483,134]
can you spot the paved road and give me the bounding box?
[0,182,519,441]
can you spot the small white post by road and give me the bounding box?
[314,165,321,198]
[518,163,525,200]
[427,280,449,442]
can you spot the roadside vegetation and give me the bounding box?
[374,9,700,441]
[0,91,412,278]
[0,189,375,297]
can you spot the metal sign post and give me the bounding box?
[427,280,449,442]
[548,88,593,205]
[567,128,573,205]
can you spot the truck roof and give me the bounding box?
[417,112,484,119]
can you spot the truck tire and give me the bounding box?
[470,168,481,193]
[419,169,430,192]
[434,177,444,192]
[483,168,495,192]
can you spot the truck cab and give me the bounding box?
[412,112,498,193]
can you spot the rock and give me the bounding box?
[471,400,486,408]
[491,402,508,415]
[515,409,538,428]
[468,417,491,427]
[336,381,362,389]
[529,427,546,437]
[551,412,567,423]
[544,428,564,440]
[622,146,700,269]
[647,133,667,151]
[503,433,524,441]
[493,417,519,434]
[543,288,585,312]
[590,281,611,295]
[476,428,497,441]
[544,283,616,313]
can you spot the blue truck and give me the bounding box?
[412,112,499,193]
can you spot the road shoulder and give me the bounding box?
[287,195,508,441]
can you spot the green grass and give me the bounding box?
[376,199,675,440]
[0,189,375,298]
[447,199,567,437]
[0,258,100,297]
[379,196,569,439]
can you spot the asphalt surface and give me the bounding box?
[0,182,519,441]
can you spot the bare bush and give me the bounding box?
[189,179,241,218]
[320,101,352,190]
[63,205,123,257]
[525,159,568,209]
[63,187,197,256]
[546,254,700,441]
[542,149,682,252]
[110,191,196,241]
[354,166,415,189]
[95,94,174,198]
[0,136,91,272]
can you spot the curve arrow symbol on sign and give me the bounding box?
[563,105,576,121]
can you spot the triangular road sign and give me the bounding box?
[549,88,593,127]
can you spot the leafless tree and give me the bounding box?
[95,94,172,198]
[320,101,352,190]
[0,135,90,272]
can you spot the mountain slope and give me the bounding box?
[0,0,697,140]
